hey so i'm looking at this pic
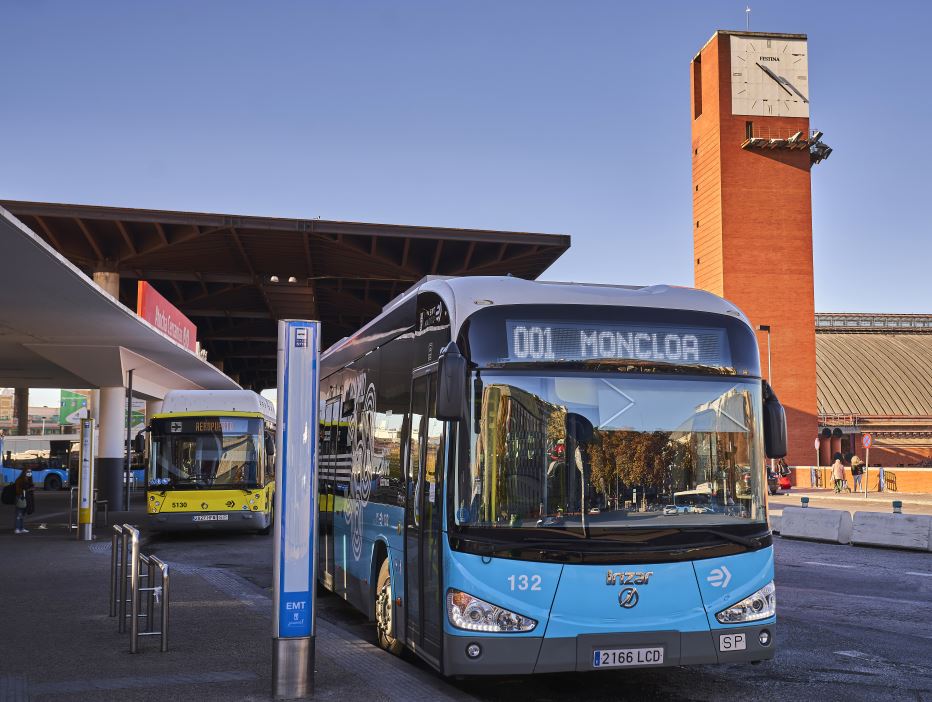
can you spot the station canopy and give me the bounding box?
[1,200,570,390]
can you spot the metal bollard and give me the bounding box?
[69,486,78,531]
[128,526,141,652]
[800,496,809,508]
[119,527,130,632]
[892,500,903,514]
[147,556,156,632]
[110,524,124,617]
[152,556,170,652]
[112,522,170,653]
[134,556,170,652]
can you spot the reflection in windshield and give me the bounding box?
[455,374,765,532]
[150,430,262,488]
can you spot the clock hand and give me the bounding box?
[780,77,809,103]
[756,62,793,97]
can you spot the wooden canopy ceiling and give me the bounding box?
[2,200,570,390]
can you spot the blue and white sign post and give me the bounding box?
[862,433,872,496]
[272,320,320,699]
[77,417,96,542]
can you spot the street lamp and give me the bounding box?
[757,325,774,474]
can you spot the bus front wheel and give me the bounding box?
[45,474,62,491]
[258,498,274,535]
[375,559,403,655]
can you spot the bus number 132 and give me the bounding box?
[508,574,542,591]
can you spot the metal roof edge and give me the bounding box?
[0,199,570,247]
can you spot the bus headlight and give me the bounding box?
[446,589,536,633]
[715,582,775,624]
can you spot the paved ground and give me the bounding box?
[769,487,932,516]
[2,490,931,702]
[0,492,470,702]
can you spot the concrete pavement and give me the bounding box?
[768,487,932,516]
[0,491,472,702]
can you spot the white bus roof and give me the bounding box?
[395,276,751,335]
[157,390,275,423]
[324,276,754,366]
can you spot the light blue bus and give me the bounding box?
[317,276,786,675]
[0,434,76,490]
[0,434,146,490]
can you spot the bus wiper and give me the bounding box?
[482,360,736,375]
[453,534,585,553]
[679,528,765,548]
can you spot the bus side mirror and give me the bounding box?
[762,381,787,459]
[437,342,468,422]
[265,432,276,457]
[133,432,146,454]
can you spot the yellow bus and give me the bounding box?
[145,390,277,532]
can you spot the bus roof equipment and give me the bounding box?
[156,389,275,423]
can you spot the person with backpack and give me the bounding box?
[12,468,35,534]
[851,455,865,492]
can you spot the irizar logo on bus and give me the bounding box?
[606,570,654,586]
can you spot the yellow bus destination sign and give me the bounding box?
[165,417,255,434]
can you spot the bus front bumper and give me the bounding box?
[147,510,270,532]
[442,624,775,676]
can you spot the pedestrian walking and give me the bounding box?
[851,455,864,492]
[831,453,846,493]
[12,468,35,534]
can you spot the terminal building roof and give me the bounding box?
[0,200,570,390]
[0,207,239,395]
[816,316,932,419]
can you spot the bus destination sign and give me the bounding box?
[166,417,253,434]
[505,321,729,366]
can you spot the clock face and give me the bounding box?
[730,35,809,117]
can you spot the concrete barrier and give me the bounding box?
[769,515,782,534]
[851,512,932,552]
[779,506,852,544]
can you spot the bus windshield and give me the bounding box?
[149,417,264,489]
[454,372,766,537]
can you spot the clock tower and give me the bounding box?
[690,31,830,466]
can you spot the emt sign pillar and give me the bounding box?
[77,417,96,541]
[272,320,320,700]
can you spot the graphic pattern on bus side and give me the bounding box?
[344,372,378,560]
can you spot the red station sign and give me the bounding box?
[137,281,197,353]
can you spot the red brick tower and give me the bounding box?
[691,31,827,465]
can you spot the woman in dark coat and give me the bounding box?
[13,468,35,534]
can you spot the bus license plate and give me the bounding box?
[719,633,746,651]
[192,514,229,522]
[593,647,664,668]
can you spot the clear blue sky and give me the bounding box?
[2,0,930,324]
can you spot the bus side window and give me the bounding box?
[264,431,275,480]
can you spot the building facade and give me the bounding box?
[815,314,932,472]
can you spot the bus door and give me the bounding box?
[404,368,444,665]
[319,396,340,589]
